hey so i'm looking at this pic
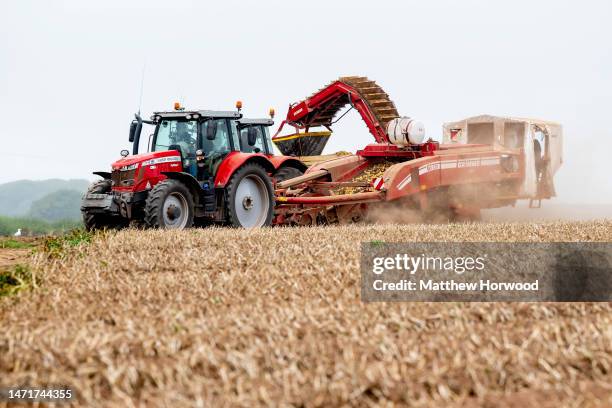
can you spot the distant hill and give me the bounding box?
[28,189,84,221]
[0,179,90,217]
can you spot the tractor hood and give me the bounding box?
[111,150,181,170]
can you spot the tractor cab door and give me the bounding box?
[198,118,233,181]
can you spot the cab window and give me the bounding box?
[201,119,231,154]
[229,120,240,151]
[239,125,266,153]
[154,120,197,157]
[262,126,274,154]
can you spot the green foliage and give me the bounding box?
[0,179,90,217]
[0,264,34,297]
[0,239,35,249]
[43,229,93,258]
[0,215,82,236]
[0,229,94,297]
[28,189,83,221]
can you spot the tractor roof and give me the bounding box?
[152,110,242,120]
[238,118,274,127]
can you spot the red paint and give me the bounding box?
[213,151,295,187]
[356,142,438,158]
[267,155,306,172]
[279,191,383,205]
[111,149,301,193]
[111,150,183,193]
[111,150,180,170]
[273,80,390,144]
[372,177,384,190]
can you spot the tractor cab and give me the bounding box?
[145,110,242,183]
[130,111,276,181]
[145,113,277,186]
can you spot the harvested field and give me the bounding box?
[0,248,29,270]
[0,238,39,267]
[1,221,611,407]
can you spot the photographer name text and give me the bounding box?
[373,279,539,291]
[371,254,538,292]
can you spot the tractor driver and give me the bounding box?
[173,121,197,157]
[171,121,198,177]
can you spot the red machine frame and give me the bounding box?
[274,79,390,143]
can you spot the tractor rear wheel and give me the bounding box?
[82,179,125,231]
[144,179,194,229]
[225,163,274,228]
[274,166,304,183]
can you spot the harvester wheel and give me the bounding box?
[225,163,274,228]
[144,179,194,229]
[82,179,124,231]
[274,166,304,183]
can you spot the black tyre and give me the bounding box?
[144,179,195,229]
[274,166,304,183]
[225,163,274,228]
[82,179,124,231]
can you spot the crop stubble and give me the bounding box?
[0,221,611,407]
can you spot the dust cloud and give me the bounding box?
[483,202,612,222]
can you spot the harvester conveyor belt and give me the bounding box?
[273,76,400,156]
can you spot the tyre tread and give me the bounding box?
[144,179,194,229]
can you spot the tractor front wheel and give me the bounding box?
[226,163,274,228]
[144,180,195,229]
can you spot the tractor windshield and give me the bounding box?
[153,120,198,158]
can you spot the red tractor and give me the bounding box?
[81,103,306,229]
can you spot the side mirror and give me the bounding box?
[130,113,143,155]
[206,121,218,140]
[129,120,137,142]
[247,127,258,146]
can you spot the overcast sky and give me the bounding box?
[1,0,611,204]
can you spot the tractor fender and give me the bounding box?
[213,152,278,188]
[267,156,308,173]
[93,171,111,179]
[160,172,203,204]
